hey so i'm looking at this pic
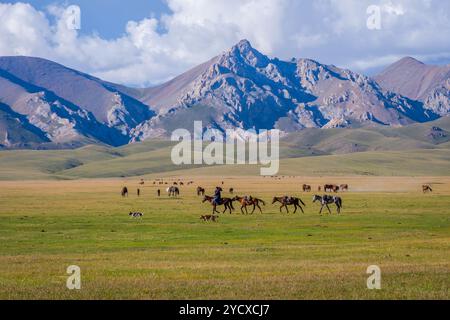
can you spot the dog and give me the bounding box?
[129,212,144,218]
[200,215,219,222]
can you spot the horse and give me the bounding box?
[303,184,312,192]
[167,186,180,197]
[202,195,235,215]
[229,188,234,194]
[313,195,343,214]
[340,184,349,191]
[121,187,128,197]
[324,184,340,193]
[272,196,306,214]
[422,185,433,193]
[197,187,206,196]
[233,196,266,214]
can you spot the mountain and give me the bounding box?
[131,40,438,140]
[375,57,450,116]
[0,56,155,148]
[0,40,448,149]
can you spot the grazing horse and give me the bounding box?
[272,196,306,214]
[313,195,343,214]
[197,187,206,196]
[422,185,433,193]
[167,186,180,197]
[303,184,312,192]
[202,195,235,215]
[121,187,129,197]
[233,196,266,214]
[324,184,340,193]
[340,184,349,191]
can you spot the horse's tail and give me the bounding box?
[257,198,266,206]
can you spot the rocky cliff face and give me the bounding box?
[132,40,438,140]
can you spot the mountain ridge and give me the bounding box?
[0,40,449,149]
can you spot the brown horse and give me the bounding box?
[272,196,306,214]
[340,184,349,191]
[233,196,266,214]
[423,185,433,193]
[302,184,312,192]
[197,187,206,196]
[121,187,128,197]
[324,184,340,193]
[202,195,235,215]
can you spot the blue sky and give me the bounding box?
[1,0,449,87]
[5,0,170,39]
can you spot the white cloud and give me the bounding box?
[0,0,449,86]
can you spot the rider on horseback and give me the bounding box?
[213,187,223,206]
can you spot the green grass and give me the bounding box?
[0,177,449,299]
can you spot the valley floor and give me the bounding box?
[0,176,449,299]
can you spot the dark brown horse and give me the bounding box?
[324,184,340,193]
[272,196,306,214]
[233,196,266,214]
[422,185,433,193]
[202,195,235,214]
[121,187,128,197]
[197,187,206,196]
[303,184,312,192]
[340,184,349,191]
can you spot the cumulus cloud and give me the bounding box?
[0,0,449,86]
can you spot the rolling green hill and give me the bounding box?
[0,117,449,180]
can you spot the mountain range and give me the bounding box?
[0,39,449,149]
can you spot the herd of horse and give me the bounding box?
[121,180,435,218]
[201,192,343,215]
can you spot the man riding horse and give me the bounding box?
[213,187,223,206]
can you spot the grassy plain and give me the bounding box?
[0,176,449,299]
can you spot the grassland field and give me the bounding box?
[0,175,449,299]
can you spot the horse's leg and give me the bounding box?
[257,204,262,214]
[244,205,249,215]
[326,204,332,214]
[319,205,324,214]
[240,206,245,215]
[251,204,256,215]
[293,204,298,214]
[280,205,283,213]
[299,204,305,214]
